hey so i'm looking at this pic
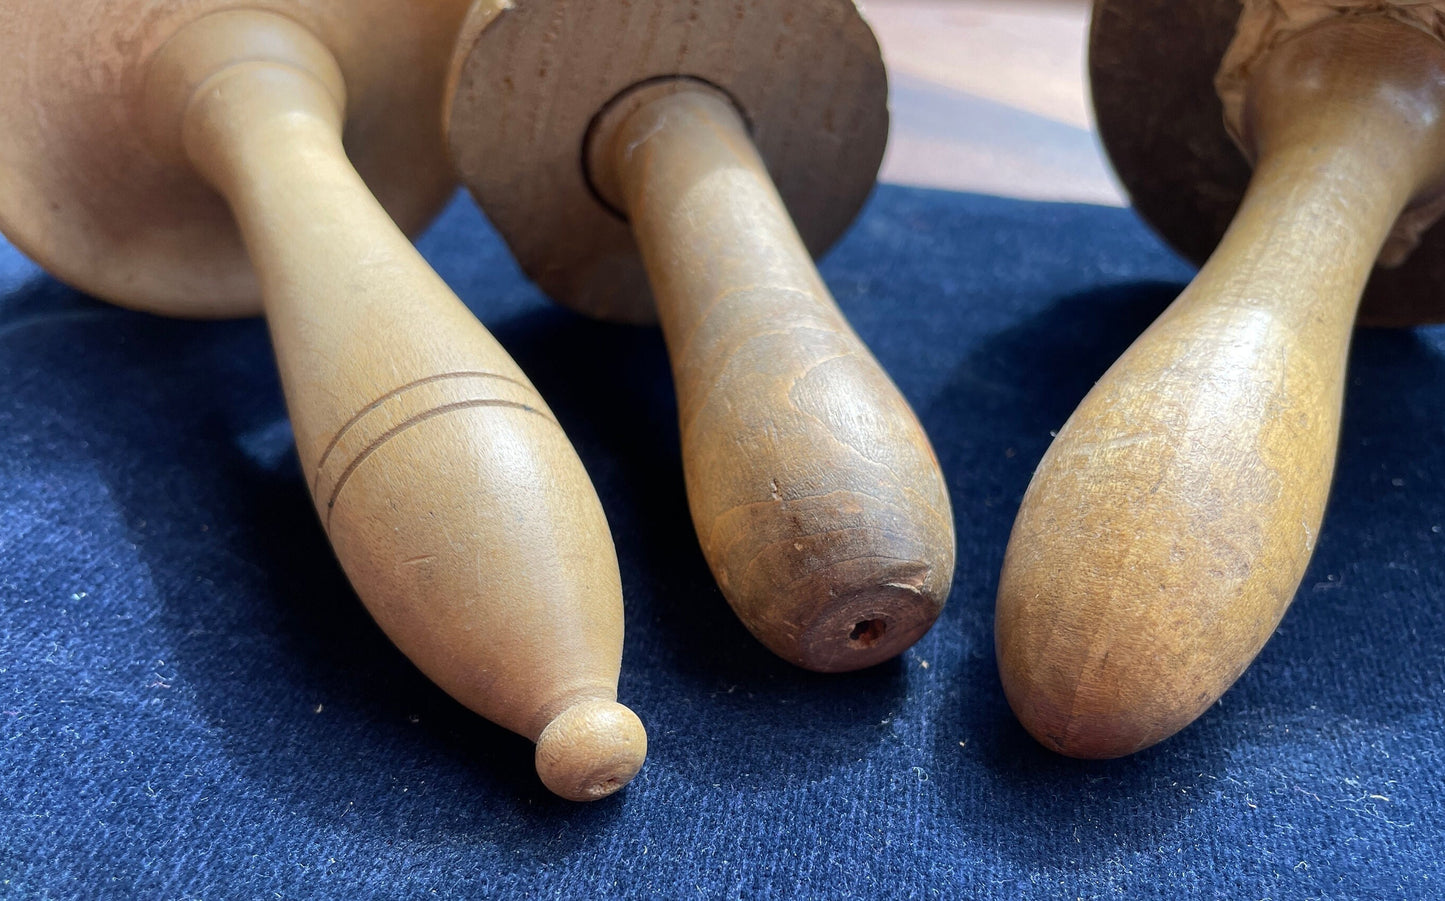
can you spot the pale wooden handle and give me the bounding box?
[600,87,955,672]
[146,10,644,800]
[998,17,1445,758]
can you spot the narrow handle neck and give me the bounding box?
[599,84,844,379]
[178,63,489,469]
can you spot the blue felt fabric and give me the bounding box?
[2,185,1443,899]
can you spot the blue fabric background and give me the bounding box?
[2,186,1442,899]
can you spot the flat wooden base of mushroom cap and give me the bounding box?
[1091,0,1445,327]
[445,0,889,324]
[0,0,466,317]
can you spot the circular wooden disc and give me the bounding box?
[0,0,467,318]
[1091,0,1445,326]
[445,0,889,324]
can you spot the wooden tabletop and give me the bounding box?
[867,0,1125,204]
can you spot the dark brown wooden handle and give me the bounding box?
[998,17,1445,758]
[595,85,955,672]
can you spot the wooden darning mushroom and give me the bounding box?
[444,0,957,673]
[996,0,1445,757]
[0,0,645,800]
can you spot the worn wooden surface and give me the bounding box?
[448,0,955,671]
[592,85,955,671]
[1091,0,1445,325]
[998,14,1445,757]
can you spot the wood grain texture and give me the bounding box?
[0,5,644,800]
[448,0,955,671]
[0,0,462,317]
[594,85,955,671]
[998,16,1445,757]
[445,0,889,324]
[1092,0,1445,325]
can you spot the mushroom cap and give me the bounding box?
[0,0,467,317]
[1091,0,1445,326]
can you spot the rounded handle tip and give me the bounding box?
[784,561,945,673]
[996,581,1252,760]
[999,662,1192,760]
[534,699,648,802]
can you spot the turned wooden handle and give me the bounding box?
[144,10,644,800]
[997,19,1445,757]
[591,84,955,672]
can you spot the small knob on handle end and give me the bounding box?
[535,699,648,802]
